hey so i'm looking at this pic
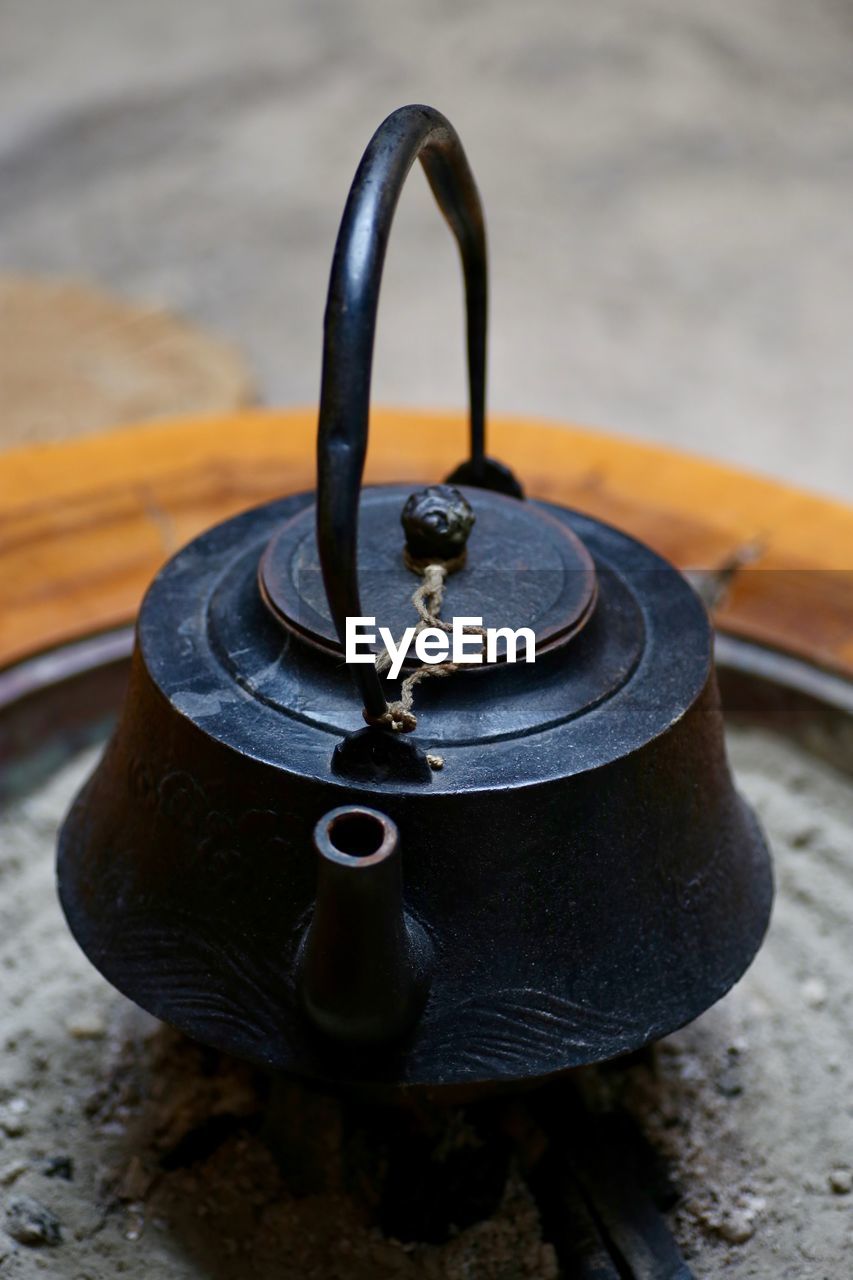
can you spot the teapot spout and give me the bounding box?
[298,806,432,1045]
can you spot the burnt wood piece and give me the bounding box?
[525,1148,623,1279]
[524,1087,694,1280]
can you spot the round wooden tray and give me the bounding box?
[1,408,851,791]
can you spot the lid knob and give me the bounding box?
[401,484,475,563]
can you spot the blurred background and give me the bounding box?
[1,0,851,498]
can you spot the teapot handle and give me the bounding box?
[316,104,522,723]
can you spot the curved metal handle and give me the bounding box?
[316,104,520,723]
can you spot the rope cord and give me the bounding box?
[363,551,485,735]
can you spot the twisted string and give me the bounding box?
[364,552,485,734]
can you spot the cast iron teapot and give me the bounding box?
[58,105,773,1093]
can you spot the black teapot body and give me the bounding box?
[58,105,772,1094]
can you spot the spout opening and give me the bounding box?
[330,811,385,857]
[315,806,397,866]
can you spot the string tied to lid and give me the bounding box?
[364,485,486,737]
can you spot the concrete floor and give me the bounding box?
[1,0,851,499]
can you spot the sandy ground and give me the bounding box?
[0,725,851,1277]
[0,0,852,499]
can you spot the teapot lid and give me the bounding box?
[259,487,597,667]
